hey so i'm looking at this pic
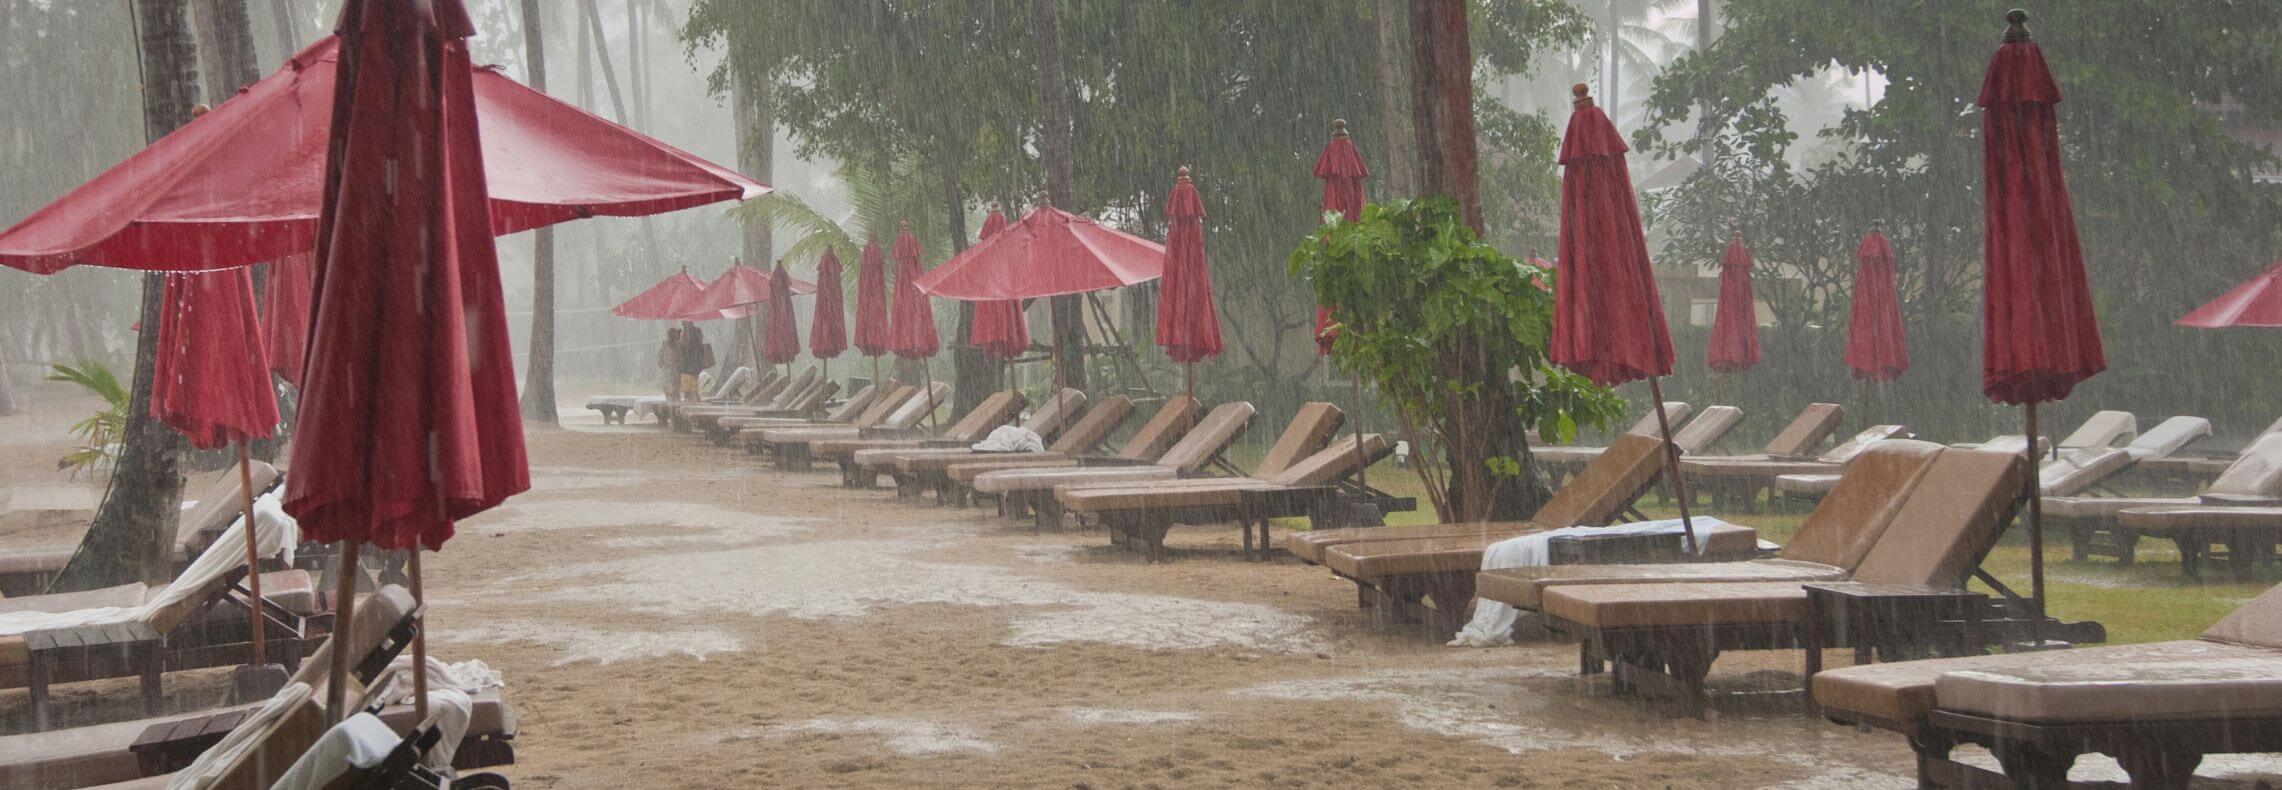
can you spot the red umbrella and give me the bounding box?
[809,248,849,363]
[288,0,529,721]
[678,261,769,322]
[912,205,1163,300]
[1550,83,1694,546]
[1705,232,1761,374]
[968,208,1030,362]
[853,240,891,361]
[2177,260,2282,328]
[1311,120,1367,357]
[261,253,315,386]
[1845,226,1910,380]
[888,223,939,359]
[1979,10,2102,645]
[0,36,765,274]
[762,261,802,366]
[610,268,709,320]
[1156,168,1221,365]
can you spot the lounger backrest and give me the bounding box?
[1851,448,2027,587]
[1533,433,1667,528]
[1050,395,1133,453]
[2264,415,2282,437]
[2040,447,2130,496]
[1022,389,1089,438]
[1978,435,2035,455]
[1116,396,1201,461]
[2200,581,2282,649]
[714,366,757,400]
[767,367,821,409]
[790,379,841,414]
[1156,402,1257,471]
[1776,439,1945,569]
[1269,434,1391,486]
[1815,425,1906,464]
[176,461,281,551]
[289,586,418,689]
[825,384,881,422]
[853,384,915,428]
[1255,402,1347,479]
[885,382,956,430]
[1623,402,1691,436]
[942,389,1025,441]
[750,368,793,403]
[2059,409,2137,449]
[1763,402,1844,458]
[2126,416,2214,460]
[2205,432,2282,502]
[1672,405,1742,454]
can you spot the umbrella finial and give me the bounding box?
[1177,165,1191,183]
[1571,83,1595,109]
[1037,192,1053,208]
[2004,9,2031,43]
[1331,118,1350,139]
[1871,218,1885,232]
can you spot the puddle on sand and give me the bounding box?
[1060,707,1200,726]
[723,717,999,757]
[463,498,811,537]
[435,621,743,666]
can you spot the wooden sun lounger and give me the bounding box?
[1681,424,1906,512]
[0,462,282,598]
[2053,431,2282,567]
[2129,414,2277,492]
[584,365,758,425]
[747,382,947,470]
[942,396,1200,509]
[1537,403,1745,485]
[687,376,840,438]
[819,389,1041,487]
[1533,445,2037,716]
[1816,583,2282,788]
[673,366,818,431]
[649,366,778,426]
[1533,401,1689,464]
[967,401,1264,530]
[715,382,885,443]
[869,394,1137,504]
[2115,504,2282,580]
[1058,428,1411,561]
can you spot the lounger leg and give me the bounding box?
[2227,532,2257,582]
[2069,525,2091,562]
[2117,527,2139,566]
[27,650,51,731]
[1420,574,1475,640]
[2115,747,2200,790]
[2175,534,2203,579]
[1991,742,2075,790]
[138,639,162,716]
[1906,733,1957,790]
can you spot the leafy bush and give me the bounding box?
[46,359,128,476]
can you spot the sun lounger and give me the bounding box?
[670,366,817,430]
[715,381,885,442]
[867,394,1138,503]
[1533,401,1692,472]
[1295,434,1754,637]
[1534,445,2028,714]
[2053,431,2282,567]
[2116,503,2282,580]
[1059,431,1405,560]
[2129,415,2282,494]
[1538,405,1747,486]
[967,402,1270,530]
[0,461,283,599]
[815,389,1038,486]
[584,365,758,425]
[1817,582,2282,788]
[1681,424,1906,511]
[685,376,840,438]
[747,382,949,470]
[943,396,1201,503]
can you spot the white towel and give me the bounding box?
[972,426,1044,453]
[1447,517,1729,647]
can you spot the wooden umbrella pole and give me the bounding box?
[2025,400,2046,646]
[237,445,266,668]
[1050,308,1068,434]
[1645,376,1698,552]
[1349,372,1368,489]
[409,548,430,723]
[327,540,360,723]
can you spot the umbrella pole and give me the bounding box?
[2025,401,2047,646]
[1645,376,1698,553]
[237,445,266,668]
[1349,372,1368,490]
[327,540,360,723]
[409,548,430,723]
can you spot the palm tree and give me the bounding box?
[1574,0,1692,118]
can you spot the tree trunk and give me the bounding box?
[1604,4,1621,115]
[0,341,18,416]
[192,0,260,102]
[53,0,200,592]
[1030,0,1087,394]
[265,0,300,64]
[1371,0,1417,198]
[1696,0,1715,171]
[517,0,558,423]
[729,48,774,380]
[943,160,999,412]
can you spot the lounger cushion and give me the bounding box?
[1776,440,1946,569]
[1474,558,1844,608]
[972,465,1178,494]
[946,457,1086,483]
[1764,403,1845,458]
[1254,403,1346,480]
[1774,474,1838,496]
[2200,580,2282,649]
[1154,403,1257,472]
[1532,446,1600,467]
[1935,643,2282,723]
[2042,495,2195,521]
[2038,448,2130,497]
[1532,435,1666,529]
[2207,432,2282,498]
[1115,396,1201,462]
[1058,478,1267,514]
[1287,521,1538,564]
[2058,410,2136,450]
[893,449,1065,474]
[1539,581,1809,629]
[753,426,862,444]
[2118,505,2282,535]
[2124,416,2214,460]
[2132,456,2233,479]
[1849,448,2025,587]
[1324,521,1760,578]
[0,547,74,578]
[1814,639,2235,725]
[1671,406,1744,453]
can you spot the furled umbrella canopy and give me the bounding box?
[153,269,279,449]
[1312,119,1370,356]
[1705,232,1762,374]
[0,36,765,274]
[888,224,939,359]
[968,208,1030,360]
[611,269,708,320]
[1845,227,1910,381]
[762,260,802,365]
[1156,168,1222,364]
[1549,85,1675,387]
[262,253,314,386]
[853,241,891,357]
[809,248,849,359]
[2177,260,2282,328]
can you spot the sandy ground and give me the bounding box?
[7,382,2282,787]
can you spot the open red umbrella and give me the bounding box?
[288,0,529,721]
[968,208,1030,363]
[154,267,283,672]
[1705,231,1761,374]
[678,261,769,322]
[1846,224,1910,425]
[853,240,891,387]
[2177,259,2282,328]
[809,248,849,369]
[261,253,314,386]
[0,36,765,274]
[1979,9,2103,645]
[913,205,1163,300]
[762,260,802,366]
[1550,83,1695,547]
[611,268,709,320]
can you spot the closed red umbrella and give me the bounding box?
[888,223,939,359]
[1156,168,1221,365]
[853,240,891,363]
[611,268,708,320]
[809,248,849,363]
[2177,260,2282,328]
[261,253,314,386]
[289,0,530,720]
[1979,10,2103,645]
[762,261,802,366]
[1312,119,1370,357]
[1705,232,1761,374]
[0,36,764,274]
[1550,83,1694,547]
[968,208,1030,362]
[1845,226,1910,381]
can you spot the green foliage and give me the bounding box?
[46,359,128,476]
[1289,197,1625,455]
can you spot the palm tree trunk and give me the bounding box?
[518,0,559,423]
[1372,0,1417,197]
[730,48,773,377]
[53,0,200,592]
[192,0,260,100]
[1696,0,1715,170]
[1030,0,1086,394]
[943,159,999,414]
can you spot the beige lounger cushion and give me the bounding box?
[1773,474,1838,496]
[1849,447,2025,587]
[973,465,1179,494]
[1764,403,1845,458]
[2037,447,2131,497]
[1111,396,1202,462]
[945,456,1089,483]
[756,426,863,444]
[1533,402,1696,466]
[1671,406,1744,454]
[0,547,74,578]
[1682,425,1904,479]
[1771,440,1946,569]
[1324,521,1759,578]
[1540,580,1809,629]
[2058,409,2136,449]
[1288,521,1538,565]
[1934,644,2282,723]
[2125,416,2214,460]
[2118,504,2282,533]
[2049,433,2282,520]
[1813,639,2241,725]
[1254,403,1347,480]
[0,571,319,686]
[1057,435,1388,515]
[1474,557,1843,608]
[1151,402,1259,472]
